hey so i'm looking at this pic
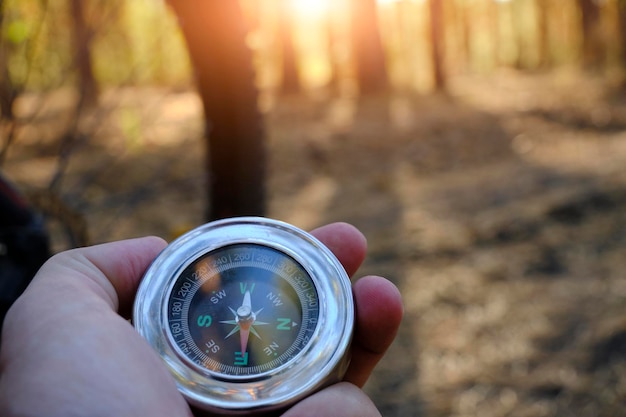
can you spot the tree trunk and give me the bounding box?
[349,0,388,94]
[70,0,99,107]
[429,0,446,90]
[617,0,626,69]
[325,3,341,93]
[578,0,603,69]
[0,0,17,166]
[536,0,551,68]
[458,0,473,71]
[278,0,300,94]
[0,0,16,120]
[489,0,502,67]
[168,0,265,221]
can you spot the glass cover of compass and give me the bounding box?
[133,217,354,415]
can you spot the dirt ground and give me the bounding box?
[4,69,626,416]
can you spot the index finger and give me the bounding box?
[309,222,367,278]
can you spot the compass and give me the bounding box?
[133,217,354,415]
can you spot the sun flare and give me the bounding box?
[291,0,330,17]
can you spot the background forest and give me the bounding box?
[2,0,626,416]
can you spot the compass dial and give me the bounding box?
[133,217,354,414]
[167,243,319,377]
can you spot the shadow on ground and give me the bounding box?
[4,71,626,416]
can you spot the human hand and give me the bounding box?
[0,223,403,417]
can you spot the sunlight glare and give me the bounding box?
[378,0,425,4]
[291,0,330,17]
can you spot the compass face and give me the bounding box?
[166,243,319,377]
[133,217,354,414]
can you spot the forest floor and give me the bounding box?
[4,69,626,416]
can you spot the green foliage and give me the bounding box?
[5,19,30,45]
[92,0,191,86]
[1,0,191,92]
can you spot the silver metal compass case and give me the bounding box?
[133,217,355,415]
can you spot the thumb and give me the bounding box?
[28,236,167,317]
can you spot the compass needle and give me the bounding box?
[134,217,353,414]
[240,327,250,355]
[243,291,251,309]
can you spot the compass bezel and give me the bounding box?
[133,217,354,415]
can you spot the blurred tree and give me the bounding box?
[490,0,503,67]
[536,0,551,68]
[429,0,446,90]
[349,0,388,94]
[70,0,99,106]
[618,0,626,69]
[278,0,300,94]
[460,0,472,67]
[511,0,525,69]
[324,14,341,92]
[449,0,472,72]
[578,0,603,68]
[0,0,16,121]
[167,0,265,221]
[505,0,530,70]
